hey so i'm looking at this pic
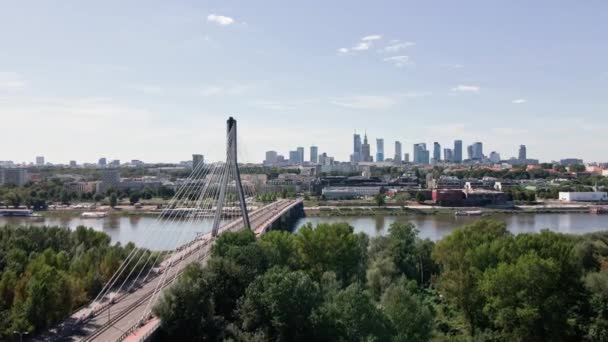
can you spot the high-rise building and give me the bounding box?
[0,168,29,186]
[297,147,304,164]
[96,168,121,194]
[433,142,441,162]
[310,146,318,164]
[361,133,372,162]
[35,156,45,166]
[376,138,384,162]
[518,145,527,161]
[353,133,362,163]
[404,153,410,163]
[98,158,107,167]
[264,151,278,165]
[489,151,501,163]
[394,141,402,162]
[472,142,483,160]
[467,145,474,160]
[443,148,453,162]
[454,140,463,163]
[69,160,77,167]
[413,143,429,165]
[192,154,204,169]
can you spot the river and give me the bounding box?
[1,213,607,250]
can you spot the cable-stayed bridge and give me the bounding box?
[38,117,303,342]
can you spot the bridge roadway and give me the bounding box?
[39,198,302,342]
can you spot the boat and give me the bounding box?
[0,209,38,217]
[455,210,483,217]
[80,212,108,218]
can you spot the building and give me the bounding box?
[559,192,608,202]
[0,168,29,186]
[322,186,382,200]
[394,141,402,162]
[404,153,410,163]
[352,133,362,163]
[98,158,107,167]
[376,138,384,162]
[361,134,372,162]
[96,168,121,193]
[310,146,318,164]
[297,147,305,164]
[413,143,429,165]
[289,151,299,165]
[35,156,45,166]
[264,151,278,166]
[433,142,441,162]
[109,160,120,167]
[518,145,527,160]
[560,158,584,166]
[69,160,77,167]
[454,140,463,163]
[489,151,501,163]
[192,154,204,169]
[444,148,453,162]
[433,189,508,207]
[472,142,483,160]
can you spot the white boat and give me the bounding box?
[455,210,483,217]
[80,212,107,218]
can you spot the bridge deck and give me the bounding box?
[37,199,302,342]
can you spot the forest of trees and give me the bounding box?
[155,221,608,341]
[0,225,155,339]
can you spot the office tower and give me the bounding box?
[361,133,372,162]
[413,143,429,165]
[443,148,453,162]
[433,142,441,162]
[394,141,402,162]
[0,168,28,186]
[404,153,410,163]
[98,157,107,167]
[192,154,204,169]
[353,133,362,163]
[454,140,463,163]
[69,160,77,167]
[518,145,527,161]
[310,146,318,164]
[489,151,501,163]
[297,147,304,164]
[35,156,45,166]
[264,151,278,165]
[472,142,483,160]
[467,145,474,160]
[109,159,120,167]
[376,138,384,162]
[289,151,299,164]
[97,168,121,194]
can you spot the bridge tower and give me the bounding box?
[212,117,250,236]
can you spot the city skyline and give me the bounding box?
[1,1,607,163]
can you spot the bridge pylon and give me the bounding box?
[212,117,250,236]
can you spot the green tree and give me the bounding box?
[129,191,141,205]
[375,193,386,206]
[259,230,301,270]
[4,191,21,208]
[109,193,118,208]
[415,192,425,204]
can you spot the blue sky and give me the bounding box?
[1,0,606,164]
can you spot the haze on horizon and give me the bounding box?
[1,0,606,164]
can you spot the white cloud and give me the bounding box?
[361,34,382,41]
[337,48,349,54]
[0,72,26,91]
[512,98,527,104]
[383,55,411,67]
[331,95,396,110]
[451,85,480,92]
[207,14,235,26]
[382,40,415,52]
[352,42,371,51]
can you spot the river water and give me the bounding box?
[1,213,607,250]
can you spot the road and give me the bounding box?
[37,199,302,342]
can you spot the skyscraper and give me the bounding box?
[467,145,474,160]
[192,154,204,169]
[376,138,384,162]
[413,143,429,165]
[264,151,278,165]
[394,141,402,162]
[489,151,501,163]
[310,146,318,164]
[361,133,372,162]
[433,142,441,162]
[353,133,362,163]
[35,156,45,166]
[297,147,304,164]
[443,148,453,162]
[98,157,107,167]
[454,140,463,163]
[289,150,299,164]
[404,153,410,163]
[518,145,527,161]
[472,142,483,160]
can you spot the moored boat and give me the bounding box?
[80,212,108,218]
[455,210,483,216]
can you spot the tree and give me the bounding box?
[4,191,21,208]
[386,222,437,286]
[394,192,410,207]
[259,231,301,270]
[109,193,118,208]
[415,192,425,204]
[129,191,141,205]
[381,277,434,342]
[238,267,322,341]
[375,193,386,206]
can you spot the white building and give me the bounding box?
[558,192,608,202]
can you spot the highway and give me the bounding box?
[37,199,302,342]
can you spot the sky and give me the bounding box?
[1,0,607,164]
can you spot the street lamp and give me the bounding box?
[13,331,29,342]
